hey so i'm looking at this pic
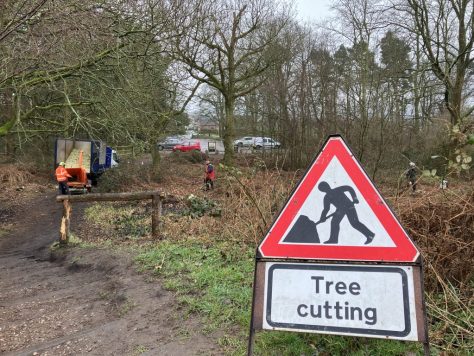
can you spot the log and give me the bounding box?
[56,191,162,203]
[151,194,162,239]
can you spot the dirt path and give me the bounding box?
[0,192,221,356]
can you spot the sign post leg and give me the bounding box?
[248,258,267,355]
[423,342,430,356]
[414,264,430,355]
[247,257,259,356]
[420,262,430,356]
[247,328,255,356]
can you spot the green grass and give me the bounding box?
[132,344,148,355]
[118,298,136,317]
[135,240,424,355]
[85,203,150,240]
[0,225,13,238]
[80,203,469,355]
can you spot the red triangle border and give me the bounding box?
[258,136,420,262]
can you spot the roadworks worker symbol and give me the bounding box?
[283,181,375,246]
[258,135,420,262]
[281,165,387,247]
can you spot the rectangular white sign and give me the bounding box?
[263,263,419,340]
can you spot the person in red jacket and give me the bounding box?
[204,160,215,190]
[55,162,72,195]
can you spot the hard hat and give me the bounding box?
[409,162,416,167]
[59,161,65,166]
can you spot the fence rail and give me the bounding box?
[56,191,165,244]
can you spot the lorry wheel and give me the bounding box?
[158,145,164,151]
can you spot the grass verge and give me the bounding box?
[76,164,472,355]
[135,239,423,355]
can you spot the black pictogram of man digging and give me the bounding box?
[283,181,375,245]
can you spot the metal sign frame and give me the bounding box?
[248,134,429,356]
[248,259,429,355]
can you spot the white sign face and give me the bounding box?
[263,263,419,341]
[281,157,395,247]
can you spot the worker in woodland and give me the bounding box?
[204,160,215,190]
[55,161,72,195]
[318,181,375,245]
[405,162,418,193]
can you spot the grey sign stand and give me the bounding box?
[248,258,430,356]
[247,135,430,355]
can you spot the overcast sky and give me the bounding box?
[295,0,332,23]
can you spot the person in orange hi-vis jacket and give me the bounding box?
[55,161,72,195]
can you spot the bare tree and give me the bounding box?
[0,0,48,44]
[0,0,188,175]
[401,0,474,129]
[167,0,289,164]
[330,0,386,161]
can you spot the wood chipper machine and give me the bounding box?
[55,138,118,193]
[55,139,93,194]
[64,150,90,193]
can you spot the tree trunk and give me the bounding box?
[150,142,161,180]
[222,96,235,165]
[151,194,162,239]
[448,74,464,126]
[413,34,422,131]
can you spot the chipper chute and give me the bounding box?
[65,150,90,193]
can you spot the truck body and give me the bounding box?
[55,138,118,193]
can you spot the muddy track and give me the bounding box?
[0,192,220,356]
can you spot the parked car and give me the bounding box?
[253,137,281,149]
[234,136,258,147]
[172,141,201,152]
[157,137,183,150]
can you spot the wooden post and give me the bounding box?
[151,194,162,238]
[60,199,71,244]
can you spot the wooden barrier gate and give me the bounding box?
[56,191,164,244]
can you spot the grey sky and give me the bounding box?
[295,0,332,22]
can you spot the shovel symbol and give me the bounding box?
[282,213,335,244]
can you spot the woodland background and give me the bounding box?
[0,0,472,177]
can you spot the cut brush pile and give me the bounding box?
[0,164,33,186]
[396,187,473,290]
[395,187,473,351]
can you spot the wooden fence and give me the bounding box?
[56,191,165,244]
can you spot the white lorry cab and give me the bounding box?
[111,149,120,167]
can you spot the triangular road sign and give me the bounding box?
[258,135,420,262]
